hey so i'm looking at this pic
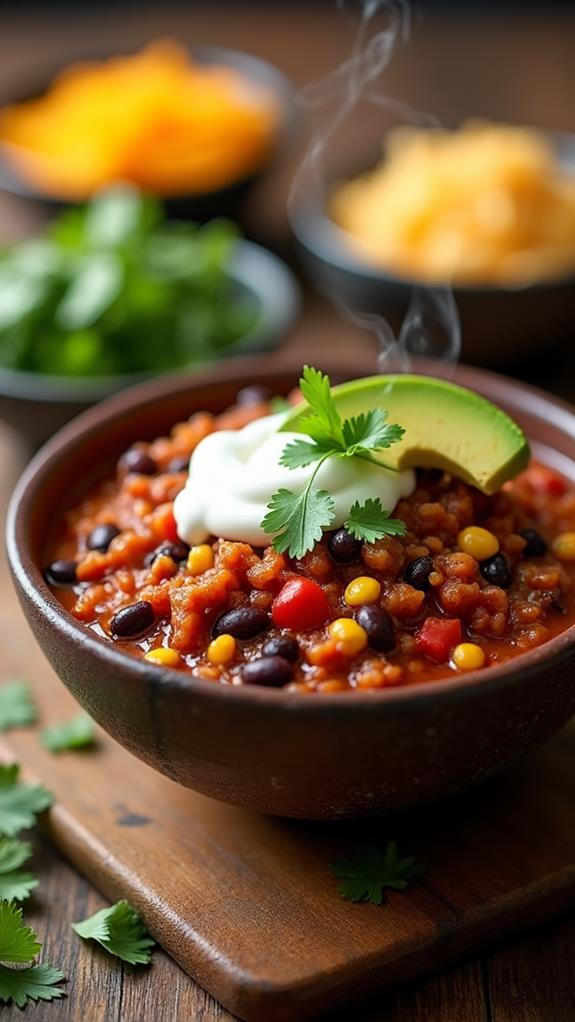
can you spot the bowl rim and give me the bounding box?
[290,127,575,296]
[6,354,575,715]
[0,239,301,402]
[0,42,296,204]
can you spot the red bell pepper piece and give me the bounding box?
[416,617,462,662]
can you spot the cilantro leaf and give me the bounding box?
[0,838,37,902]
[0,681,37,732]
[333,842,426,905]
[0,765,53,837]
[342,410,405,454]
[0,963,66,1008]
[262,486,335,560]
[41,713,95,754]
[344,499,407,543]
[279,437,337,470]
[72,900,155,965]
[0,902,41,962]
[298,366,344,445]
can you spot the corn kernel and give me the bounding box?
[207,633,236,665]
[144,647,181,667]
[551,531,575,562]
[344,576,381,607]
[451,642,486,671]
[328,617,368,656]
[458,526,499,561]
[187,544,214,575]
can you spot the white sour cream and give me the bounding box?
[174,413,416,548]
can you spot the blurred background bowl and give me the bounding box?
[291,129,575,369]
[0,44,296,222]
[0,238,300,446]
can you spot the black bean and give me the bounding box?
[242,656,293,687]
[87,523,120,553]
[44,559,77,586]
[261,634,300,662]
[111,600,156,638]
[520,528,547,558]
[145,541,190,567]
[167,455,190,474]
[355,605,395,652]
[328,528,362,564]
[404,556,434,591]
[120,449,157,476]
[481,554,512,589]
[212,607,270,640]
[236,385,273,406]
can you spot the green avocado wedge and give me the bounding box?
[281,374,530,495]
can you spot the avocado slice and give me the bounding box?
[281,374,530,494]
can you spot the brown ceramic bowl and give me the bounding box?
[6,355,575,819]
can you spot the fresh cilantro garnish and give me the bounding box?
[333,841,426,905]
[0,682,37,733]
[72,900,155,965]
[0,839,37,902]
[345,498,406,544]
[0,765,53,838]
[262,366,407,558]
[41,713,95,754]
[0,902,65,1007]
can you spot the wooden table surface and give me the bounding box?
[1,4,575,1019]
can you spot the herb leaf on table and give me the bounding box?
[72,900,155,965]
[0,765,53,838]
[0,838,37,902]
[0,681,37,732]
[41,713,95,754]
[333,842,426,905]
[0,903,65,1007]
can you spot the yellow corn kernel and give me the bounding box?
[458,526,499,561]
[207,633,236,666]
[187,544,214,576]
[144,646,181,667]
[451,642,486,671]
[328,617,368,656]
[344,576,381,607]
[551,531,575,562]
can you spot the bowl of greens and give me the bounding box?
[0,186,300,444]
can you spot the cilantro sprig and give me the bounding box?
[0,681,37,733]
[72,900,155,965]
[0,839,38,903]
[41,713,95,754]
[333,841,426,905]
[0,902,65,1008]
[262,366,407,558]
[0,765,53,839]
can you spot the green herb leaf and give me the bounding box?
[333,842,426,905]
[41,713,95,754]
[0,765,53,838]
[0,963,66,1008]
[298,365,344,445]
[72,900,155,965]
[342,409,405,454]
[0,681,37,733]
[0,902,41,963]
[262,487,335,560]
[344,498,407,543]
[0,838,37,902]
[279,437,337,470]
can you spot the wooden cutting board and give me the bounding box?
[1,654,574,1022]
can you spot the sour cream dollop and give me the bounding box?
[174,413,416,548]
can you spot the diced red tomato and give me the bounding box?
[416,617,462,662]
[272,578,331,630]
[526,464,568,498]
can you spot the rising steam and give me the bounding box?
[290,0,461,371]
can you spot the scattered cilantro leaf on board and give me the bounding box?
[345,498,407,544]
[0,838,37,902]
[0,903,65,1008]
[333,842,426,905]
[72,900,155,966]
[0,682,37,733]
[41,713,95,754]
[0,765,53,837]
